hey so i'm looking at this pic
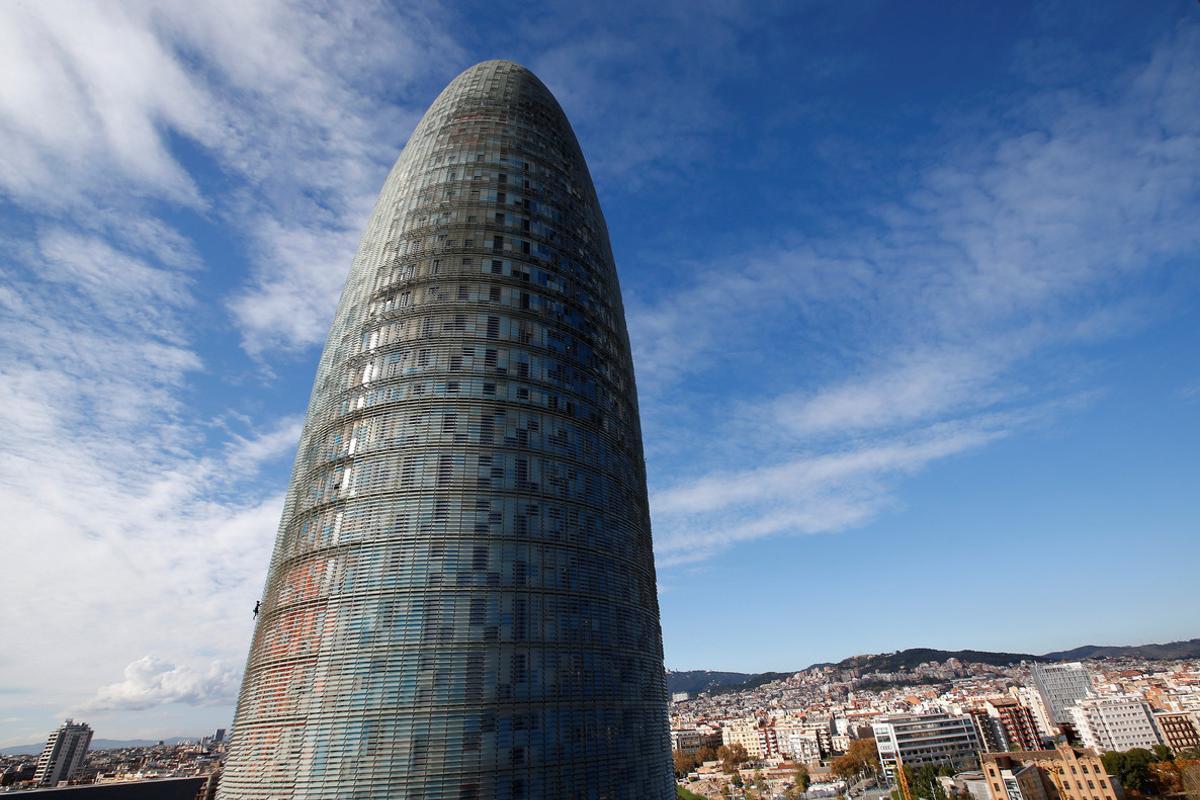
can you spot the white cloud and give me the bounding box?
[651,418,1008,565]
[763,349,1003,438]
[85,657,240,712]
[228,219,365,356]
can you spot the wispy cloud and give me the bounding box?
[652,417,1011,566]
[639,19,1200,565]
[0,2,222,206]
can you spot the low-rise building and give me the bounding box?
[1155,711,1200,754]
[981,744,1118,800]
[939,769,996,800]
[723,718,779,759]
[873,712,981,779]
[988,698,1045,752]
[991,761,1048,800]
[671,726,722,753]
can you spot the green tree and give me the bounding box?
[794,762,811,792]
[1152,744,1174,762]
[1103,749,1163,798]
[904,765,948,800]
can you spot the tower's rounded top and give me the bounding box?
[447,59,545,93]
[459,59,532,74]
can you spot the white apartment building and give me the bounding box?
[1029,662,1093,726]
[1016,686,1057,741]
[777,727,823,764]
[1068,695,1163,753]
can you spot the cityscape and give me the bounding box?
[2,2,1198,800]
[6,644,1200,798]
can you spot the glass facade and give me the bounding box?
[218,61,672,800]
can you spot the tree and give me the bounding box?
[831,754,858,782]
[794,762,811,792]
[1150,760,1184,797]
[904,765,948,800]
[674,749,700,777]
[1103,749,1164,798]
[731,771,745,788]
[833,738,881,784]
[719,743,750,773]
[1152,744,1174,762]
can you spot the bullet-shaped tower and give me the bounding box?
[219,61,672,799]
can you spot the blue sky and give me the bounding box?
[1,1,1197,747]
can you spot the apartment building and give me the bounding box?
[982,744,1117,800]
[873,712,981,779]
[1068,695,1162,753]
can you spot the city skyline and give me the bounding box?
[1,1,1198,748]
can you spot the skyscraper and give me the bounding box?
[1029,662,1092,727]
[219,61,672,799]
[34,720,92,786]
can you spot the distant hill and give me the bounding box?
[667,638,1200,698]
[0,737,199,756]
[1042,639,1200,661]
[667,670,804,697]
[817,639,1200,675]
[825,648,1039,673]
[708,672,794,696]
[666,670,756,696]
